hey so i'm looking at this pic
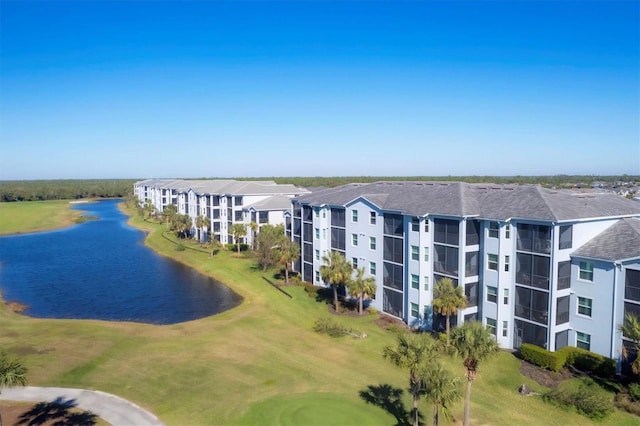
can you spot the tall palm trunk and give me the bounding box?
[359,291,364,315]
[445,314,451,346]
[284,267,289,285]
[433,401,439,426]
[464,378,472,426]
[333,285,339,311]
[412,389,420,426]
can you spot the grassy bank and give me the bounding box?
[0,204,637,425]
[0,200,85,235]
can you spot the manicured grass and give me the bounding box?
[238,392,393,425]
[0,203,637,425]
[0,200,84,235]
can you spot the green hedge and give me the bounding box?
[520,343,567,372]
[558,346,616,378]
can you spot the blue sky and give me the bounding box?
[0,1,638,180]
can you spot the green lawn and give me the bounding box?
[0,204,637,425]
[0,200,84,235]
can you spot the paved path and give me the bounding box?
[0,386,166,426]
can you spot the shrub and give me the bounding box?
[558,346,616,378]
[543,378,614,420]
[520,343,567,372]
[175,243,186,251]
[226,243,249,252]
[368,307,378,316]
[615,391,640,416]
[303,283,319,299]
[630,383,640,402]
[313,318,352,337]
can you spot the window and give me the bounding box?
[576,332,591,351]
[411,274,419,289]
[578,297,592,317]
[557,261,571,290]
[411,245,419,261]
[505,224,511,239]
[486,318,497,335]
[352,210,358,223]
[502,321,508,337]
[424,276,429,291]
[556,296,570,325]
[384,214,403,236]
[315,271,320,282]
[489,222,499,238]
[315,249,320,261]
[625,269,640,301]
[369,261,377,275]
[352,257,358,268]
[424,220,429,232]
[352,234,358,246]
[411,303,419,318]
[503,288,509,304]
[434,218,459,245]
[412,217,419,232]
[559,225,572,250]
[487,286,498,303]
[370,237,377,250]
[466,282,478,307]
[315,208,320,218]
[465,251,479,277]
[424,247,429,262]
[488,254,498,271]
[434,245,458,276]
[466,220,480,245]
[370,211,376,225]
[505,255,510,272]
[323,210,326,218]
[579,261,593,281]
[315,228,320,239]
[322,229,327,240]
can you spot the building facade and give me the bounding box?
[134,179,309,244]
[292,181,640,363]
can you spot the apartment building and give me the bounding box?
[292,181,640,363]
[134,179,309,244]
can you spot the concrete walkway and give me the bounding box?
[0,386,165,426]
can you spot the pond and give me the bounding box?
[0,199,242,324]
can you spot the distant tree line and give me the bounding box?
[229,175,640,189]
[0,179,137,202]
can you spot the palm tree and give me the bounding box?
[348,267,377,315]
[249,221,259,250]
[276,237,300,285]
[421,363,462,426]
[383,332,439,426]
[229,223,247,254]
[432,277,467,346]
[320,251,353,312]
[195,215,209,242]
[162,204,177,227]
[620,312,640,376]
[450,321,499,426]
[0,352,27,426]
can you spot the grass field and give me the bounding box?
[0,201,637,425]
[0,200,84,235]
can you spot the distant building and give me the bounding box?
[292,181,640,366]
[134,179,309,244]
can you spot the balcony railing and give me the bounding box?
[434,261,459,277]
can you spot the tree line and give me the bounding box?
[0,179,137,202]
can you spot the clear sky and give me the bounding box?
[0,0,638,180]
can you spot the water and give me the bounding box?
[0,199,242,324]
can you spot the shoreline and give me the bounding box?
[0,199,103,237]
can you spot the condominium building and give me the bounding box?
[134,179,309,244]
[292,181,640,363]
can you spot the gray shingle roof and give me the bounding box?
[295,181,640,221]
[135,179,309,197]
[244,194,294,211]
[571,218,640,261]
